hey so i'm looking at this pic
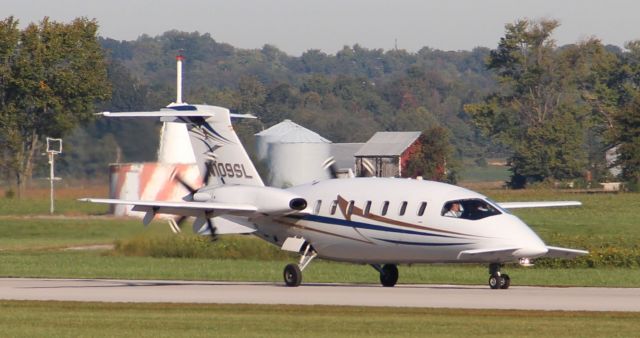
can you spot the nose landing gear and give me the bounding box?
[283,243,317,287]
[488,263,510,289]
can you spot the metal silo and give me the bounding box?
[256,120,331,187]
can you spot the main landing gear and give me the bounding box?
[488,263,510,289]
[283,244,317,287]
[372,264,399,287]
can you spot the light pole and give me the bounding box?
[45,137,62,214]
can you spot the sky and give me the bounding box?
[4,0,640,56]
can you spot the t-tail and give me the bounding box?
[100,104,264,187]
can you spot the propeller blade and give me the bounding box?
[175,215,189,227]
[328,163,338,179]
[322,157,338,179]
[203,161,213,186]
[174,173,197,194]
[206,217,217,241]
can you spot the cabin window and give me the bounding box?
[364,201,372,215]
[347,200,355,216]
[441,199,501,220]
[417,202,427,216]
[381,201,390,216]
[330,200,338,215]
[399,201,408,216]
[313,200,322,215]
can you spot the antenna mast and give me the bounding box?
[176,50,184,104]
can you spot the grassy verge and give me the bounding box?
[1,301,639,337]
[2,251,639,287]
[0,218,148,250]
[0,197,108,216]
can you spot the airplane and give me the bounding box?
[83,103,588,289]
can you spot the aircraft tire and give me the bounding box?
[380,264,399,287]
[500,274,511,289]
[488,274,502,289]
[284,263,302,287]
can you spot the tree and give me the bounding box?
[465,19,592,188]
[608,41,640,187]
[404,125,458,183]
[613,92,640,186]
[0,17,110,196]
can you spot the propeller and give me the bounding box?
[169,165,217,239]
[322,157,339,179]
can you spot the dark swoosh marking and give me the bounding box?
[373,238,474,246]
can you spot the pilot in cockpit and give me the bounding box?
[443,202,463,218]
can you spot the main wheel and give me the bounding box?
[488,274,502,289]
[283,264,302,287]
[380,264,399,287]
[500,274,511,289]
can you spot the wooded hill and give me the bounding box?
[3,18,639,189]
[60,31,499,180]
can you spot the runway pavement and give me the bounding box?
[1,278,639,312]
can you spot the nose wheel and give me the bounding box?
[283,243,317,287]
[488,263,510,289]
[284,264,302,287]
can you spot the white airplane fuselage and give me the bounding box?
[249,178,548,264]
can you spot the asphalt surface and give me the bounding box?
[2,278,639,311]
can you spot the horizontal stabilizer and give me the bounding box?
[545,246,589,259]
[98,110,215,118]
[98,105,256,119]
[79,198,257,217]
[457,247,520,262]
[497,201,582,209]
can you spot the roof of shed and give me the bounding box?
[355,131,421,157]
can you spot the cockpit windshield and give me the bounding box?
[441,199,501,220]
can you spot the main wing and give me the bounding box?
[497,201,582,209]
[457,246,589,263]
[544,246,589,259]
[79,198,257,218]
[457,247,522,262]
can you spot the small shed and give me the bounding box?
[354,131,421,177]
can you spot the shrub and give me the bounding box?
[113,234,294,260]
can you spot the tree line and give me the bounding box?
[1,16,639,196]
[466,19,640,188]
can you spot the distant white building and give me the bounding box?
[606,146,622,177]
[255,120,332,187]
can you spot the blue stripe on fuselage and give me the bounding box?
[297,214,462,239]
[373,238,473,246]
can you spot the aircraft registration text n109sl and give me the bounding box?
[208,161,254,179]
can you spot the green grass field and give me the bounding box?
[0,189,639,336]
[0,190,639,287]
[460,164,511,182]
[1,301,639,338]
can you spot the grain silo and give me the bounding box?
[256,120,332,187]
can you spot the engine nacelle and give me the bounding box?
[199,185,307,215]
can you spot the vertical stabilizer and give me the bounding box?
[178,105,264,187]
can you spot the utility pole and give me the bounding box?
[45,137,62,214]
